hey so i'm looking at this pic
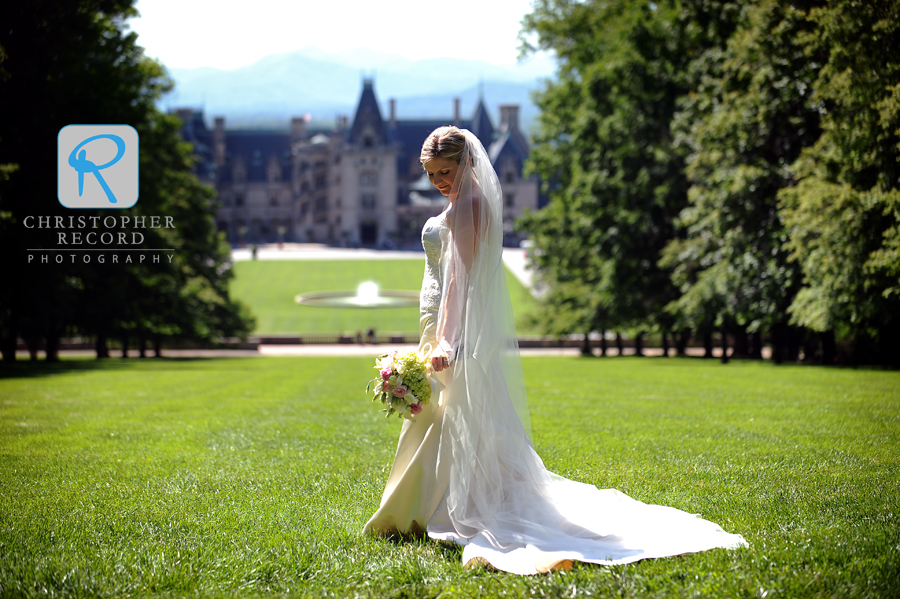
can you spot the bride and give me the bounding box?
[363,126,747,574]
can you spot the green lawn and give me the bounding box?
[230,259,540,335]
[1,357,898,597]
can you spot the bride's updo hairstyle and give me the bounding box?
[420,126,467,165]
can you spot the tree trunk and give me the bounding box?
[720,326,730,364]
[733,327,749,358]
[615,333,624,357]
[822,330,836,365]
[24,337,40,361]
[635,333,645,357]
[661,331,670,357]
[787,327,800,362]
[581,333,592,357]
[771,324,783,364]
[138,332,146,358]
[750,330,762,360]
[1,317,18,363]
[121,334,128,358]
[45,332,60,362]
[802,336,818,363]
[676,329,689,356]
[154,335,162,358]
[0,336,15,362]
[600,333,608,357]
[96,332,109,359]
[703,330,714,358]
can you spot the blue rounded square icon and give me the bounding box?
[58,125,139,209]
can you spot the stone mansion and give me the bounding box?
[176,80,542,248]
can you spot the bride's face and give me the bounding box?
[423,158,460,197]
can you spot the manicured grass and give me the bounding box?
[229,259,539,335]
[1,357,898,597]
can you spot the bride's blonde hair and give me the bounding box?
[420,126,467,165]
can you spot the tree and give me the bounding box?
[660,0,820,361]
[520,0,691,349]
[519,0,742,350]
[776,0,900,365]
[0,0,253,361]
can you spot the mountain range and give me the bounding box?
[162,46,557,131]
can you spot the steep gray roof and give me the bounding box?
[220,131,292,184]
[470,98,495,146]
[347,79,388,147]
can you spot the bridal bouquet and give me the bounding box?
[367,350,436,419]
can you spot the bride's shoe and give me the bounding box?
[535,558,574,573]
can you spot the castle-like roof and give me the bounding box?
[219,131,292,184]
[347,79,388,147]
[470,98,495,145]
[489,129,530,167]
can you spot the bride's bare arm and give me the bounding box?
[433,194,481,372]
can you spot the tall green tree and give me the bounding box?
[519,0,737,350]
[660,0,820,360]
[0,0,253,360]
[777,0,900,365]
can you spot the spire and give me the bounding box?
[470,94,495,147]
[347,78,388,147]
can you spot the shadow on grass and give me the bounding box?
[574,353,898,372]
[0,356,243,380]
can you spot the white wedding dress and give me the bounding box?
[363,133,747,575]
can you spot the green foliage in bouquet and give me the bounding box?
[367,350,433,418]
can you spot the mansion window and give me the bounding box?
[503,158,518,183]
[269,195,279,206]
[361,193,377,209]
[505,193,515,208]
[235,194,245,207]
[314,196,327,213]
[360,171,378,186]
[315,175,327,190]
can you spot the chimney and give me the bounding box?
[213,116,226,166]
[453,98,461,126]
[499,105,519,133]
[291,117,306,142]
[389,98,396,129]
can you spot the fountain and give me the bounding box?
[294,281,419,308]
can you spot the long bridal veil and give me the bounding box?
[427,130,747,574]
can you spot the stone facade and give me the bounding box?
[176,79,542,248]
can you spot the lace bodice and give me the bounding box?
[420,215,449,315]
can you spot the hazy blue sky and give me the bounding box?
[129,0,543,70]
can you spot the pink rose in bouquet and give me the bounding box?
[380,367,392,381]
[392,385,408,398]
[409,402,423,415]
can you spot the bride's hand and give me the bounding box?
[431,339,454,372]
[431,353,449,372]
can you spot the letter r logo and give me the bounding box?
[58,125,139,209]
